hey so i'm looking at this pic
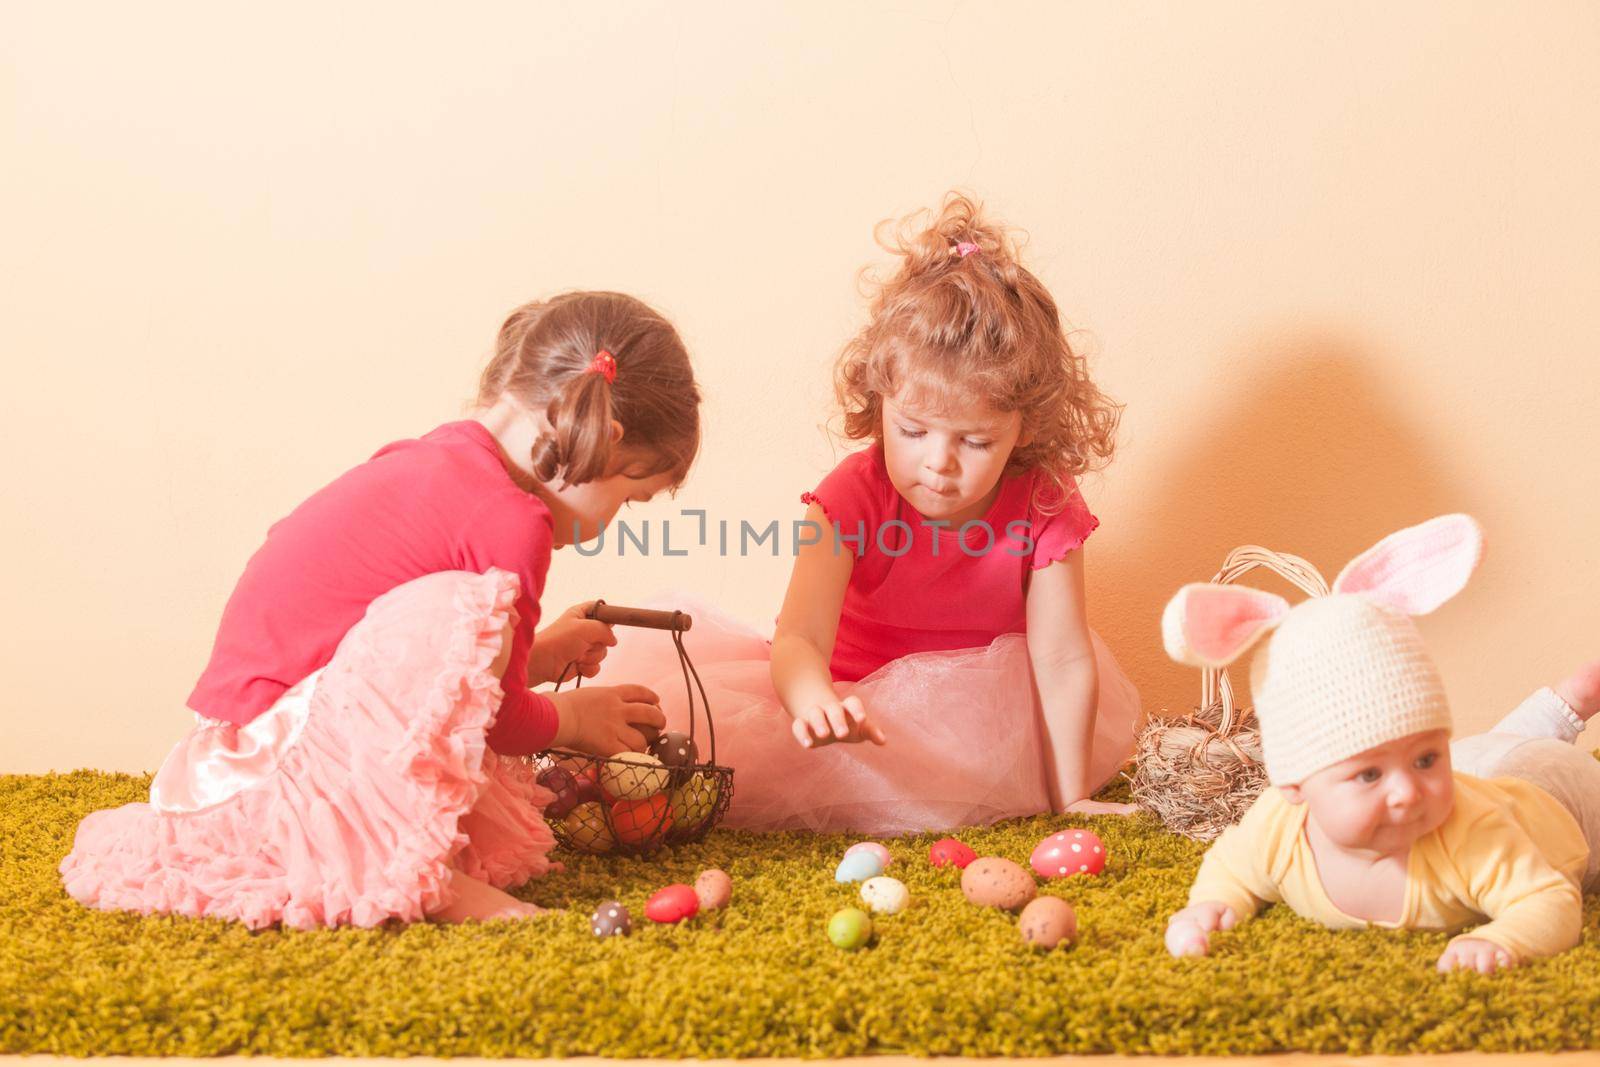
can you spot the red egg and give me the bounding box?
[644,883,700,923]
[1029,829,1107,879]
[928,837,977,869]
[611,794,673,847]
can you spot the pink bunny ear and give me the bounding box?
[1332,513,1484,616]
[1162,583,1292,668]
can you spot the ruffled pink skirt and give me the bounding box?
[592,596,1144,835]
[59,569,556,930]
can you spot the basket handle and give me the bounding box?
[1199,547,1330,734]
[551,601,719,765]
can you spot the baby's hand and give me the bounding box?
[1436,938,1515,975]
[790,695,887,748]
[1164,901,1237,958]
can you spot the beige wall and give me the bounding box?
[3,2,1597,774]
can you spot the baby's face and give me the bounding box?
[880,392,1023,527]
[1281,729,1455,857]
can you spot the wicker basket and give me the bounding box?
[532,603,734,859]
[1129,545,1329,841]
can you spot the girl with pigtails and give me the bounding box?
[61,291,700,929]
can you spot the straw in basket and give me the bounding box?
[1129,544,1329,841]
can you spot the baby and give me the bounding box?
[1161,515,1600,973]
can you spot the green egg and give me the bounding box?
[827,907,873,951]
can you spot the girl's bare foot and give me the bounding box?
[1554,658,1600,721]
[430,869,546,923]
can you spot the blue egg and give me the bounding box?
[834,850,886,883]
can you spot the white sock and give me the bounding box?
[1486,687,1585,744]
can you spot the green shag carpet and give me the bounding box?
[5,772,1600,1057]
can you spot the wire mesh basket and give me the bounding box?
[1129,545,1329,841]
[532,602,734,858]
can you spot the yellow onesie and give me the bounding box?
[1188,773,1589,961]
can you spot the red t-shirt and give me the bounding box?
[186,421,559,755]
[801,443,1100,682]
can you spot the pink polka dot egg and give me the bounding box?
[1029,829,1106,879]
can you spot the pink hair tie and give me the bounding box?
[953,241,980,259]
[586,349,618,384]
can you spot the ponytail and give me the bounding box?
[478,291,701,490]
[531,364,617,488]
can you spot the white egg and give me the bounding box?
[859,875,910,915]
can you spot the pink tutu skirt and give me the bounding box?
[59,569,556,930]
[592,596,1144,835]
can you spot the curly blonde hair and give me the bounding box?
[835,192,1120,511]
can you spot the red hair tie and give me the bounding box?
[586,349,618,384]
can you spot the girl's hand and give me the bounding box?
[1065,798,1140,817]
[1164,901,1237,958]
[790,695,887,748]
[549,684,665,756]
[529,602,617,685]
[1437,938,1514,975]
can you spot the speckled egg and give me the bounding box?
[835,850,885,883]
[538,766,602,820]
[590,900,632,937]
[644,883,700,923]
[859,876,909,915]
[929,837,978,869]
[1029,829,1107,879]
[668,772,720,828]
[844,841,893,869]
[1018,896,1077,949]
[609,793,672,847]
[561,802,615,854]
[648,730,700,770]
[960,856,1037,911]
[694,868,732,910]
[599,752,671,801]
[827,907,873,951]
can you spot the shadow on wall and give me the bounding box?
[1093,331,1475,722]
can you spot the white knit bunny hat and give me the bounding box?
[1161,514,1485,786]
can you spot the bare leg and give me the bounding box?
[1553,657,1600,722]
[428,867,546,923]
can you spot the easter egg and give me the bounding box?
[538,766,603,820]
[843,841,893,869]
[1029,829,1107,879]
[555,754,597,780]
[694,868,732,911]
[644,883,700,924]
[648,730,700,770]
[960,857,1037,911]
[669,772,720,829]
[561,802,615,854]
[1018,896,1077,949]
[929,837,978,869]
[536,767,578,816]
[610,793,672,847]
[859,876,909,915]
[590,900,632,937]
[827,907,873,950]
[835,850,885,883]
[600,752,671,801]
